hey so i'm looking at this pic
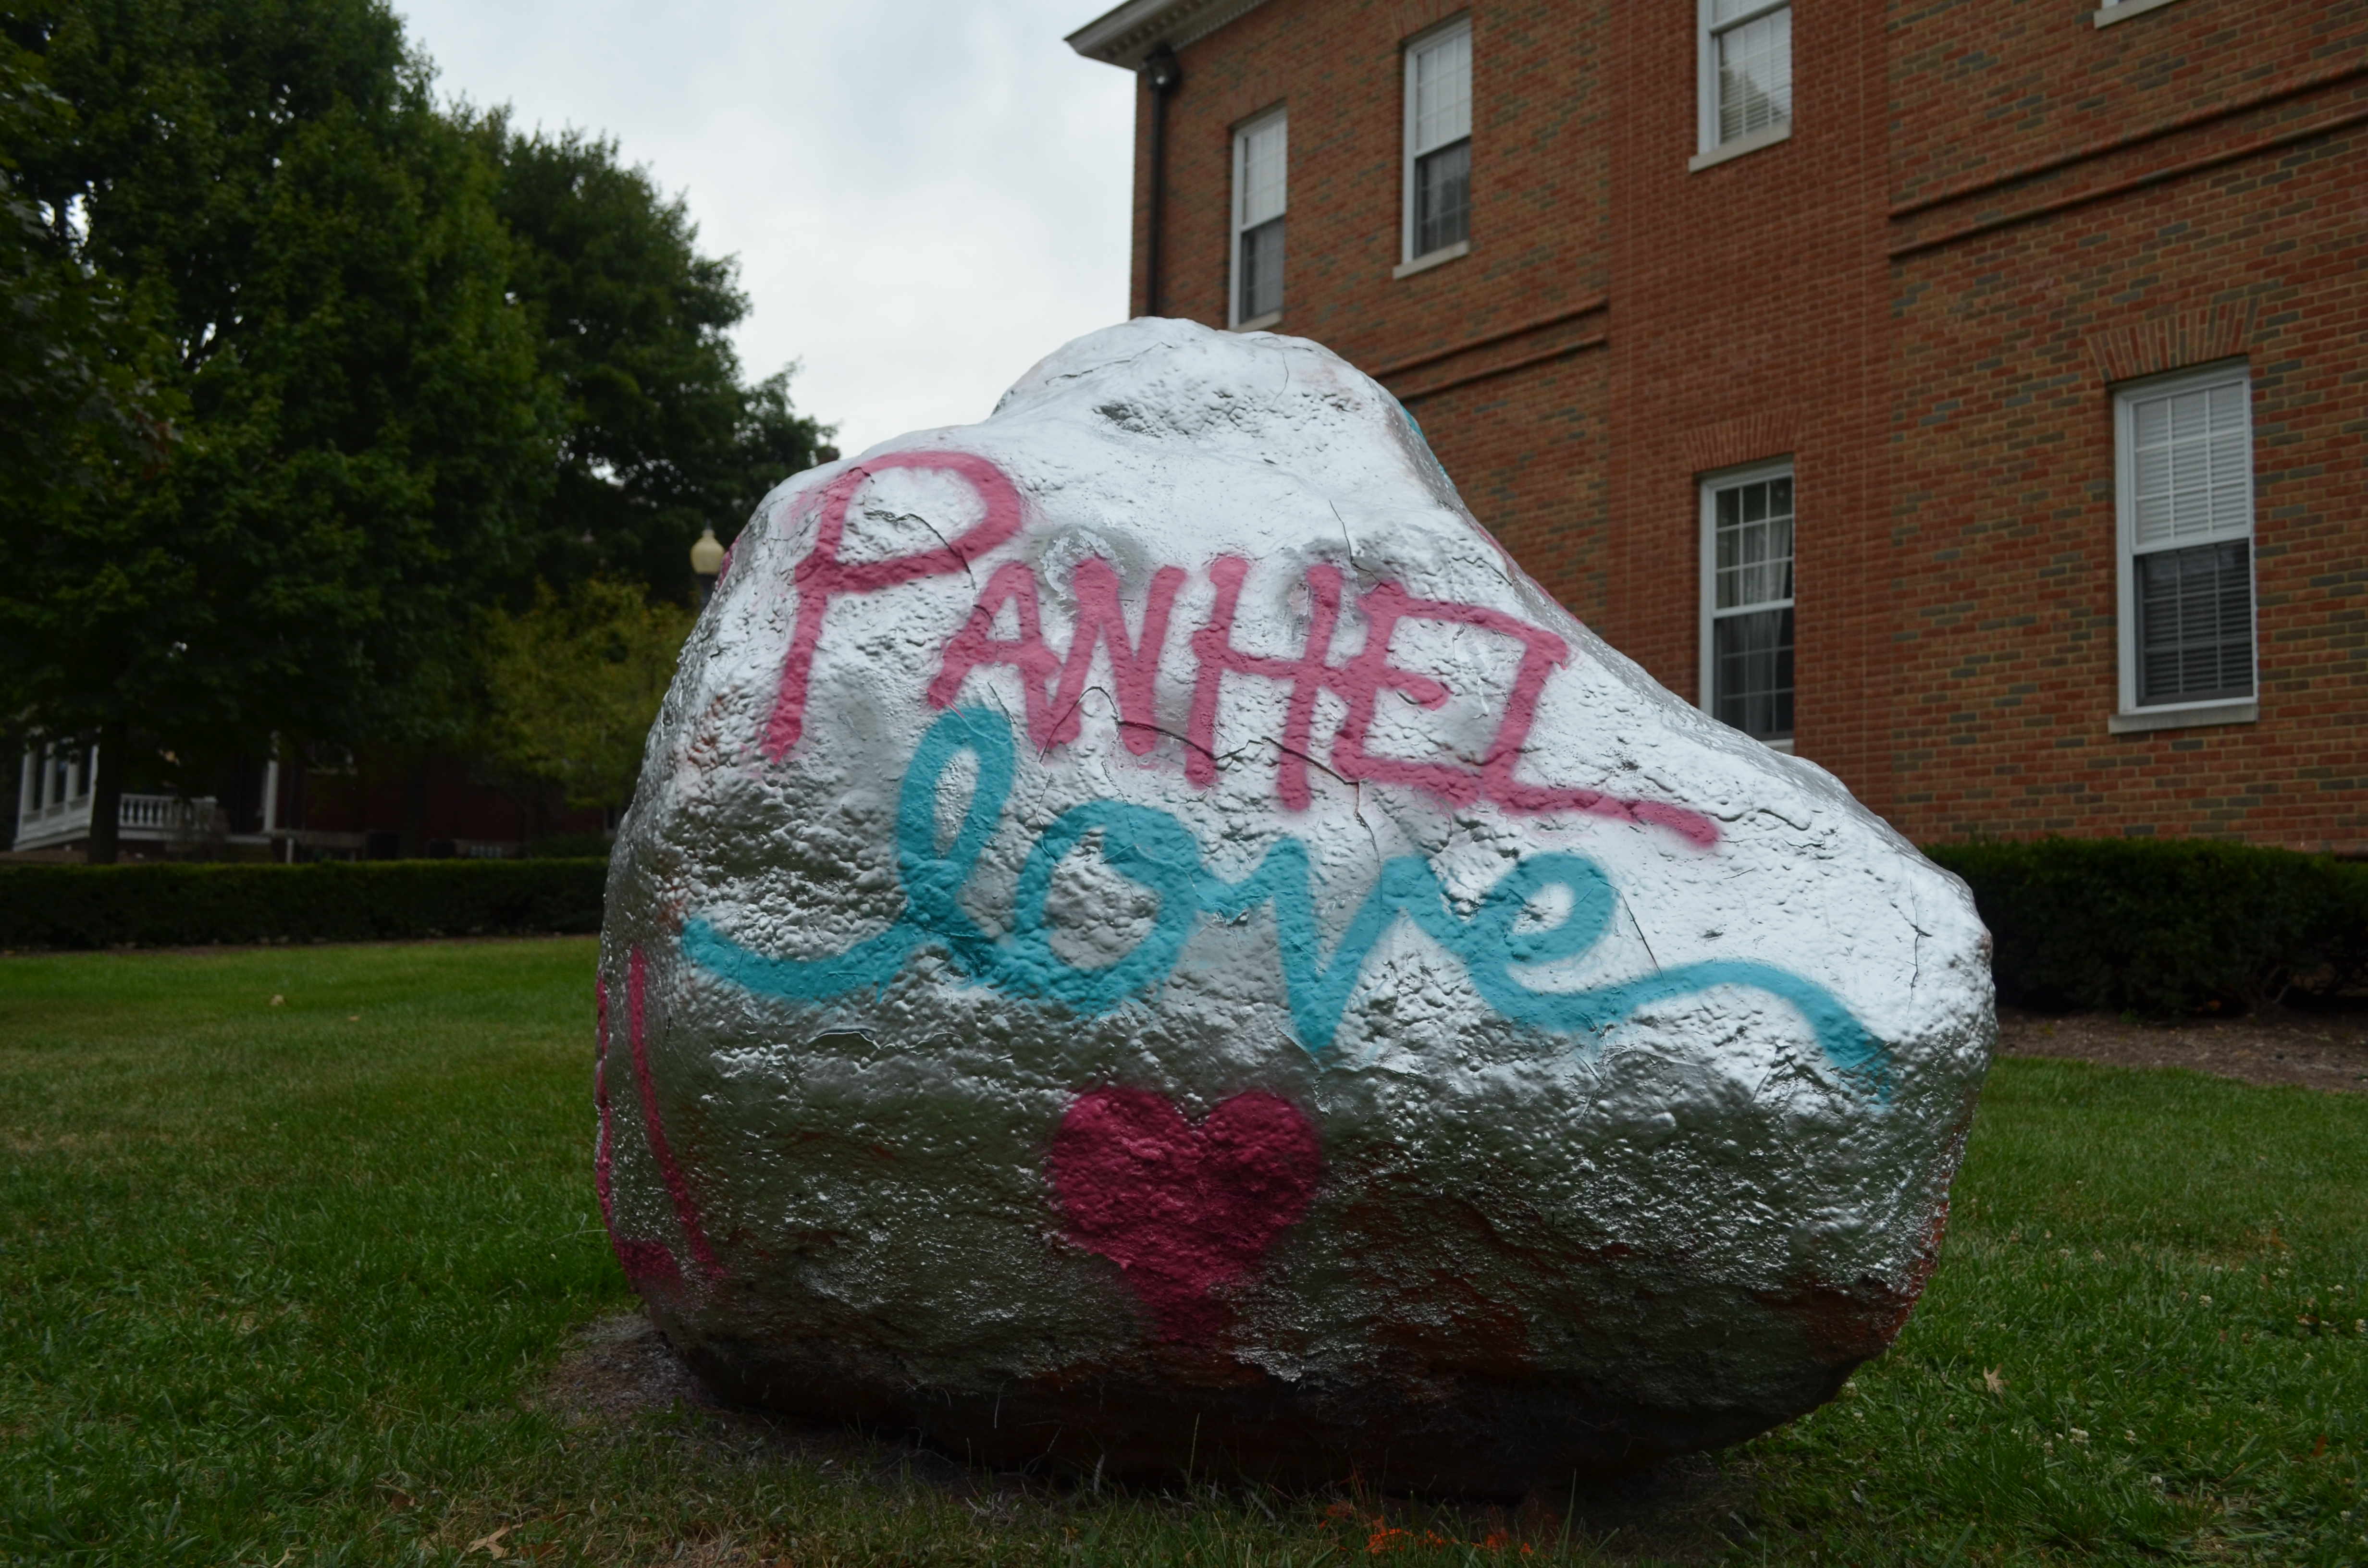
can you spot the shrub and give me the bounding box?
[0,860,608,950]
[1925,837,2368,1017]
[522,833,616,859]
[12,840,2362,1013]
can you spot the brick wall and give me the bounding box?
[1883,0,2368,851]
[1600,1,1892,803]
[1140,0,1616,623]
[1113,0,2367,852]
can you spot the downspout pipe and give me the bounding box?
[1139,45,1181,317]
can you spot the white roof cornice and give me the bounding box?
[1065,0,1273,67]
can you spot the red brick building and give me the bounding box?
[1066,0,2367,853]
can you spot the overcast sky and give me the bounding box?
[394,0,1138,458]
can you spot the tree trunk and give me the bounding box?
[85,727,125,865]
[398,754,430,858]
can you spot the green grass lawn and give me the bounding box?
[1,942,2363,1566]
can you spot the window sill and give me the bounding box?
[1689,121,1791,172]
[1392,240,1469,280]
[2094,0,2182,26]
[1229,311,1283,332]
[2107,699,2257,734]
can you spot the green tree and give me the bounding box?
[1,4,835,862]
[0,0,561,858]
[0,38,181,848]
[0,41,172,533]
[482,120,835,601]
[473,577,692,821]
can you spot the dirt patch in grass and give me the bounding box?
[2000,1004,2368,1094]
[536,1311,734,1425]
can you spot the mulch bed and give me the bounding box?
[1999,1004,2368,1094]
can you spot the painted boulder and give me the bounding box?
[594,317,1994,1494]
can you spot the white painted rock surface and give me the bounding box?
[594,317,1995,1493]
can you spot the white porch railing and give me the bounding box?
[10,792,220,854]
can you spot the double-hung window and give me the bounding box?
[1701,462,1796,746]
[1697,0,1791,158]
[2114,364,2257,723]
[1402,20,1471,265]
[1230,110,1287,328]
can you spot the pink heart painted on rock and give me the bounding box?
[1049,1088,1323,1341]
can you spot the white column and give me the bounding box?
[261,754,280,833]
[16,749,33,831]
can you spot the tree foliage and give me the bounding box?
[473,578,692,813]
[0,0,558,773]
[0,39,173,535]
[482,120,834,602]
[0,0,834,850]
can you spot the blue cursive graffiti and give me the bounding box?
[683,707,1889,1090]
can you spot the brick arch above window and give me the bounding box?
[1217,72,1285,128]
[2087,302,2255,385]
[1680,413,1800,477]
[1393,0,1468,42]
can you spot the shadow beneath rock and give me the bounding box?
[534,1311,1075,1503]
[536,1310,1762,1560]
[1531,1453,1759,1563]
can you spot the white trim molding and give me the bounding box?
[1392,238,1469,279]
[1066,0,1272,66]
[2108,700,2257,735]
[2095,0,2184,26]
[1688,120,1791,172]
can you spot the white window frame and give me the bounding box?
[1399,16,1473,270]
[1229,107,1287,330]
[1694,0,1792,166]
[2109,360,2259,733]
[1698,458,1797,752]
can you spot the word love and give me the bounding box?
[756,450,1716,848]
[686,708,1887,1089]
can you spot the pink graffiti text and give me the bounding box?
[939,552,1719,846]
[594,951,725,1287]
[763,451,1026,760]
[758,449,1713,846]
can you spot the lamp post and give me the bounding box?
[691,526,725,605]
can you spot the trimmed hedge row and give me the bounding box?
[0,859,608,950]
[1925,837,2368,1017]
[6,841,2362,1019]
